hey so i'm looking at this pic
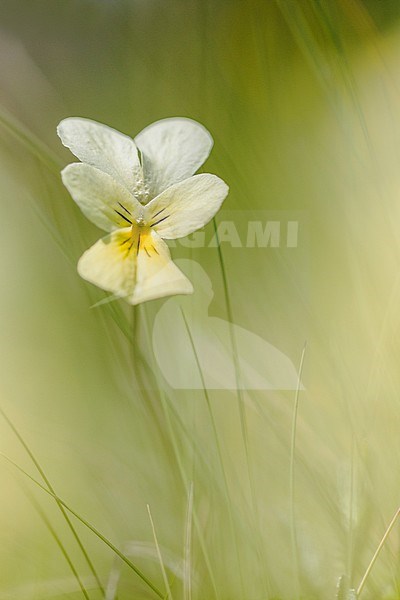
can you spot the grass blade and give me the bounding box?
[212,217,270,596]
[183,483,194,600]
[0,406,105,596]
[0,452,164,599]
[289,342,307,596]
[357,506,400,597]
[180,306,245,594]
[22,484,91,600]
[0,107,62,174]
[147,504,173,600]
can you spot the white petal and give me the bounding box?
[78,228,193,305]
[135,117,213,198]
[144,174,229,239]
[62,163,143,232]
[57,117,145,198]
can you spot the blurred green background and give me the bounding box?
[2,0,400,598]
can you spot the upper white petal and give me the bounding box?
[144,174,229,239]
[57,117,145,198]
[134,117,213,198]
[62,163,143,232]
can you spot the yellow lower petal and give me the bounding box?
[77,227,193,305]
[131,229,193,305]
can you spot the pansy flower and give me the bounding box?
[58,117,228,305]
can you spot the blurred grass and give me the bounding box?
[1,0,400,598]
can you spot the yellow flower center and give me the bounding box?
[132,220,151,253]
[117,219,160,260]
